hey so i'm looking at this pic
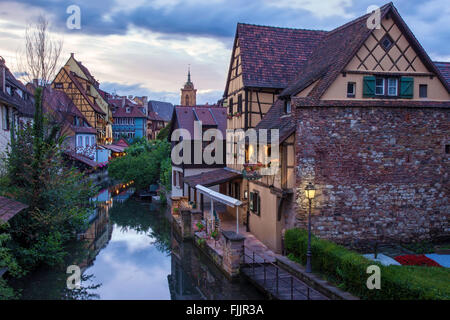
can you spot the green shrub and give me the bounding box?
[284,228,450,300]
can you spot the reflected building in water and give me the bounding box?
[168,229,264,300]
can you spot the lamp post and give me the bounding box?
[304,182,316,273]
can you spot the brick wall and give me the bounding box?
[294,106,449,245]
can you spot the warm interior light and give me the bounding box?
[304,182,316,200]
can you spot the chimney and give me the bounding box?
[122,96,125,107]
[71,53,74,58]
[0,56,5,93]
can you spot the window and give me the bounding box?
[347,82,356,98]
[91,136,95,146]
[5,86,11,95]
[249,191,260,215]
[446,145,450,154]
[381,34,393,51]
[387,78,398,96]
[419,84,428,98]
[78,136,83,147]
[2,106,9,130]
[284,100,291,113]
[229,98,233,115]
[237,94,242,113]
[85,136,90,147]
[375,78,384,95]
[234,183,240,200]
[54,83,63,89]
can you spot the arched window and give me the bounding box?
[185,95,189,106]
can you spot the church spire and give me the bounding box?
[187,65,191,84]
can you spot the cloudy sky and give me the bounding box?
[0,0,448,104]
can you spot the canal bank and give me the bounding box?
[11,184,263,300]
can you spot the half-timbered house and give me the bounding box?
[264,2,450,247]
[52,53,113,145]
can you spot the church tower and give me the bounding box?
[180,67,197,106]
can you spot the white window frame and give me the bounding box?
[375,78,384,95]
[387,78,398,96]
[347,82,356,97]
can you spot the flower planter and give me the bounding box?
[394,254,442,267]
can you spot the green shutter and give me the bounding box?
[363,76,376,97]
[249,192,254,211]
[400,77,414,98]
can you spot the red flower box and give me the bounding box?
[394,254,442,267]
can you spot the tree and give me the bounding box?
[156,122,170,141]
[108,139,170,191]
[5,88,95,270]
[17,15,63,87]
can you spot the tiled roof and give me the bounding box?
[434,61,450,86]
[113,105,146,118]
[64,151,98,167]
[0,68,35,117]
[183,168,242,188]
[73,55,99,87]
[148,100,174,122]
[255,100,296,143]
[148,111,165,121]
[231,23,326,90]
[0,196,28,222]
[281,3,450,98]
[171,105,227,137]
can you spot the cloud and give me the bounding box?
[101,82,223,105]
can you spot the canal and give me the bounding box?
[12,184,264,300]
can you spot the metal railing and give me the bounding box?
[243,246,311,300]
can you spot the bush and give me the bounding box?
[284,228,450,300]
[108,139,170,191]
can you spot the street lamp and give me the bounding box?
[304,182,316,273]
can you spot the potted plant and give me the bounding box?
[173,207,179,214]
[196,221,205,232]
[211,229,219,247]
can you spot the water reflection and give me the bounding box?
[13,184,262,300]
[169,232,264,300]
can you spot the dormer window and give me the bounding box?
[126,107,130,113]
[284,100,291,114]
[5,85,11,95]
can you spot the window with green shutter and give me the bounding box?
[400,77,414,98]
[363,76,376,97]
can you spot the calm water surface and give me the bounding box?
[12,185,263,300]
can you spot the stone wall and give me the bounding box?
[294,106,449,245]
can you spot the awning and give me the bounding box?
[0,196,28,223]
[103,144,126,153]
[195,184,242,207]
[64,151,97,167]
[183,168,242,189]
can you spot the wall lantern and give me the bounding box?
[304,182,316,200]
